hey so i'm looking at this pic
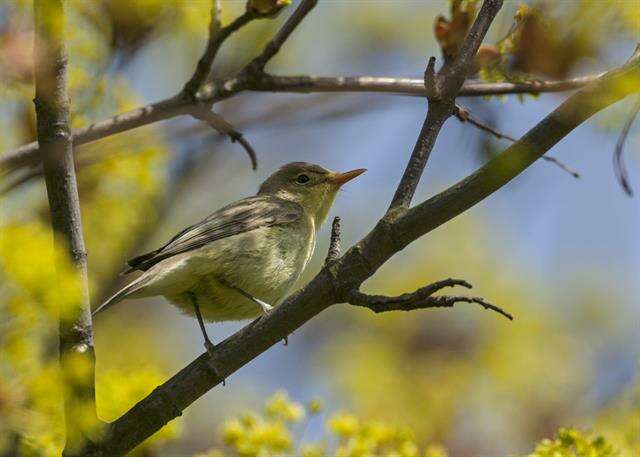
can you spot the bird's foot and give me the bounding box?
[204,340,226,386]
[282,330,294,346]
[255,297,273,316]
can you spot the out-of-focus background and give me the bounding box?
[1,0,638,455]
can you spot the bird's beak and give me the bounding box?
[328,168,367,186]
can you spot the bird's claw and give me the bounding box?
[204,341,226,386]
[256,298,273,316]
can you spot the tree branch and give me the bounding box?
[389,0,504,210]
[243,0,318,76]
[454,104,581,178]
[32,0,100,453]
[613,95,640,196]
[181,6,257,100]
[395,53,640,247]
[234,72,605,98]
[191,107,258,170]
[347,279,513,320]
[82,40,640,457]
[0,0,320,179]
[324,216,341,265]
[0,73,604,177]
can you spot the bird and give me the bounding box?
[93,162,365,360]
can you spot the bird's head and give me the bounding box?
[258,162,366,226]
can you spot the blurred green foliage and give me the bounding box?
[196,391,449,457]
[193,390,634,457]
[526,428,618,457]
[0,0,638,455]
[318,216,639,455]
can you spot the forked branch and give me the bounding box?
[388,0,504,210]
[348,279,513,321]
[182,0,233,99]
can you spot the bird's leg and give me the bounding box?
[220,279,273,316]
[188,292,225,385]
[229,285,284,344]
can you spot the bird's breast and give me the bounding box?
[171,219,315,322]
[227,221,314,300]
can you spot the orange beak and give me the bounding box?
[328,168,367,186]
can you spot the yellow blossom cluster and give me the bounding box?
[196,391,448,457]
[526,428,618,457]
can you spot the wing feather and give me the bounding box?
[124,195,302,273]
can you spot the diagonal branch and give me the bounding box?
[191,107,258,170]
[388,0,504,210]
[454,104,518,142]
[243,0,318,77]
[181,4,257,100]
[454,104,581,178]
[347,279,513,320]
[82,43,640,457]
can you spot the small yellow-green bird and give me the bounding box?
[93,162,365,355]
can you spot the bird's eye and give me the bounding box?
[296,174,310,184]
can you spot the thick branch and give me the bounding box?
[32,0,100,453]
[389,0,503,210]
[85,45,640,457]
[0,73,603,176]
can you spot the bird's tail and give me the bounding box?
[92,276,146,316]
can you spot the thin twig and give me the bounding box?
[454,104,580,178]
[324,216,341,265]
[455,104,517,142]
[613,95,640,196]
[191,107,258,170]
[347,279,513,321]
[244,0,318,76]
[540,155,580,179]
[181,7,258,99]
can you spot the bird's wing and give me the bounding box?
[124,195,303,273]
